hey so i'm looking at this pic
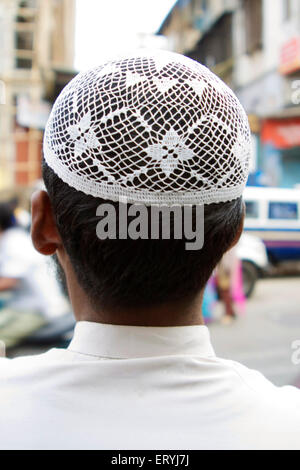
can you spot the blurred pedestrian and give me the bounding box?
[216,247,237,324]
[12,197,31,231]
[231,253,246,315]
[0,201,70,348]
[202,275,217,323]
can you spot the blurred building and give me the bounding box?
[0,0,76,199]
[158,0,300,188]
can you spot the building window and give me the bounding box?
[14,3,36,70]
[190,12,233,67]
[18,0,37,8]
[268,202,299,220]
[245,201,259,219]
[15,31,34,51]
[15,58,32,69]
[283,0,292,21]
[244,0,263,54]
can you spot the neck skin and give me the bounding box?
[60,252,205,327]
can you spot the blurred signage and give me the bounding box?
[261,118,300,149]
[279,37,300,75]
[17,95,51,129]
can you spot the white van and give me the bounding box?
[237,233,268,297]
[243,187,300,264]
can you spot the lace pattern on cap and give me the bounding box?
[43,50,252,205]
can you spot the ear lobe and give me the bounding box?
[31,190,62,255]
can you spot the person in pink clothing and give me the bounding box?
[216,247,246,324]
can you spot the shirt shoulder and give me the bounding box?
[217,356,300,405]
[0,349,64,377]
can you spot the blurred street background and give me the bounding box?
[0,0,300,387]
[10,276,300,387]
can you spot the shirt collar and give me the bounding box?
[67,321,216,359]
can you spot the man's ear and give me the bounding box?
[31,190,62,255]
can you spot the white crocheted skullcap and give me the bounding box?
[43,49,251,206]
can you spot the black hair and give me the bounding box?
[42,160,244,311]
[0,202,17,231]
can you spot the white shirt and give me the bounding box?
[0,228,69,318]
[0,321,300,450]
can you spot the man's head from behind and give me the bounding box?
[32,50,251,322]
